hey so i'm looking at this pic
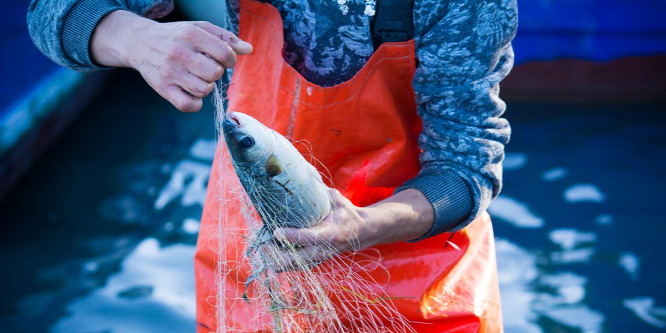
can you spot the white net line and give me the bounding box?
[209,81,415,333]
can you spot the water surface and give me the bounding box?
[1,72,665,332]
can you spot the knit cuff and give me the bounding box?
[396,169,473,241]
[61,0,126,69]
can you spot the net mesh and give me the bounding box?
[209,82,415,332]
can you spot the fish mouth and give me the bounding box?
[222,111,243,133]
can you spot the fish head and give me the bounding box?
[223,111,274,166]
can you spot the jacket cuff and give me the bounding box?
[396,169,473,241]
[61,0,126,69]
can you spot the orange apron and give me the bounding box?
[195,0,502,331]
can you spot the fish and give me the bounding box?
[222,111,331,233]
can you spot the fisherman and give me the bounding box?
[28,0,517,331]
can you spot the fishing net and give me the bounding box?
[207,82,416,332]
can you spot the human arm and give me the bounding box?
[27,0,251,112]
[27,0,173,71]
[398,0,518,237]
[89,10,252,111]
[274,188,434,269]
[272,0,518,268]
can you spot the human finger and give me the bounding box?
[274,228,320,247]
[190,32,238,68]
[191,21,253,55]
[270,245,331,272]
[328,188,352,207]
[176,73,214,98]
[161,85,203,112]
[187,53,225,82]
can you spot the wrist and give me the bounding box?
[359,189,434,246]
[90,10,155,68]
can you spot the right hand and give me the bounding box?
[91,10,253,112]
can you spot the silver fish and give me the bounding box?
[222,111,331,231]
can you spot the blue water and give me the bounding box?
[1,72,665,332]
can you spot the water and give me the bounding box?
[1,71,665,332]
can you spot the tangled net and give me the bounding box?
[208,82,416,332]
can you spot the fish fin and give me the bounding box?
[265,153,283,177]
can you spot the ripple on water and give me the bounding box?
[623,297,666,329]
[618,252,640,281]
[548,229,597,265]
[503,152,528,171]
[563,184,606,203]
[50,238,196,333]
[488,195,545,228]
[496,238,606,332]
[542,167,568,182]
[549,229,597,251]
[154,160,211,210]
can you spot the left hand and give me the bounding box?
[271,188,434,271]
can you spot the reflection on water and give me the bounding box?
[624,298,666,329]
[563,184,606,203]
[0,73,665,332]
[488,195,545,228]
[51,239,196,333]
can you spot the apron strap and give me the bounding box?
[371,0,414,48]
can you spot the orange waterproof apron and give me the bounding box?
[195,0,502,331]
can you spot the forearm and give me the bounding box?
[90,10,154,68]
[409,0,518,236]
[88,8,251,112]
[361,189,434,246]
[273,188,436,270]
[27,0,173,71]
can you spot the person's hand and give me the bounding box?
[90,10,253,112]
[271,188,434,271]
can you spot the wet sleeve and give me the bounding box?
[27,0,174,71]
[396,0,518,239]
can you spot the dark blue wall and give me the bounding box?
[513,0,666,64]
[2,0,666,113]
[0,1,59,114]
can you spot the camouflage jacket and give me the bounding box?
[28,0,518,238]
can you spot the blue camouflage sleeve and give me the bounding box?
[397,0,518,238]
[27,0,173,71]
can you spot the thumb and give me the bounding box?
[192,21,253,55]
[274,228,318,246]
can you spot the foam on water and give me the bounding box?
[50,238,196,333]
[564,184,606,203]
[623,297,666,329]
[542,167,568,182]
[488,195,545,228]
[504,152,528,171]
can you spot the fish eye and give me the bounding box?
[238,136,255,149]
